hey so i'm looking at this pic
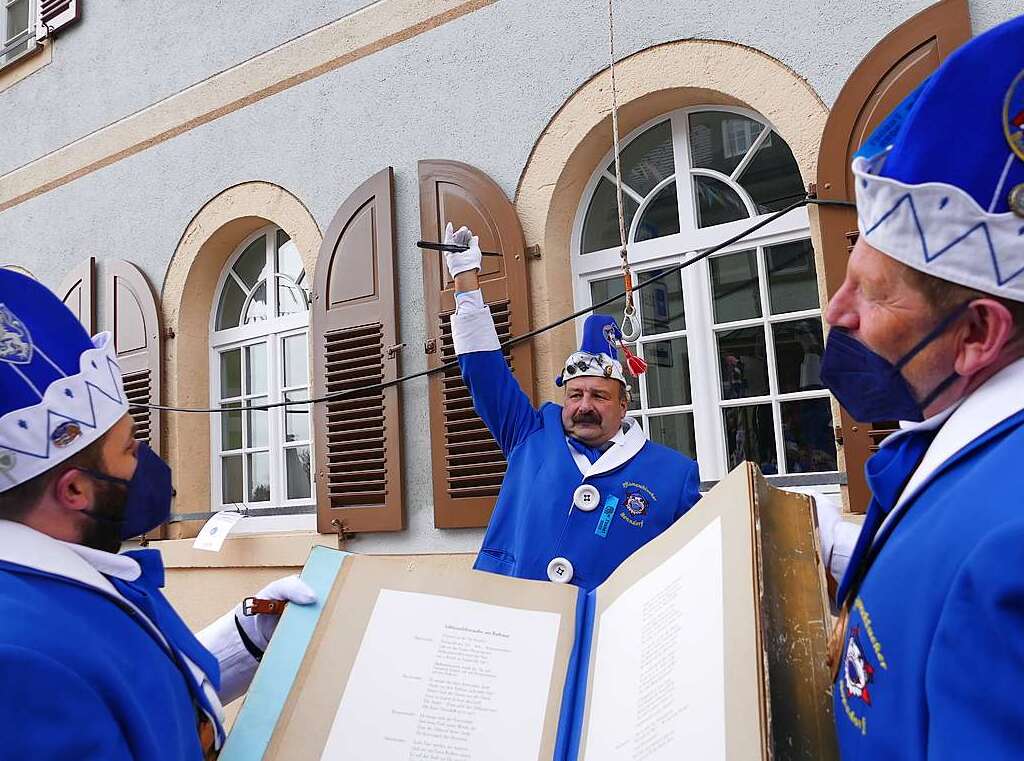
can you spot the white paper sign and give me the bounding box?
[192,510,245,552]
[320,589,561,761]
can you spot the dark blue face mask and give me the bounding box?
[820,302,970,423]
[82,442,174,540]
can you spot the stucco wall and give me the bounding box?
[1,0,1021,556]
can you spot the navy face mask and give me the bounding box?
[82,442,174,542]
[820,302,970,423]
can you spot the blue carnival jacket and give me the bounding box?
[0,528,222,760]
[834,405,1024,760]
[458,347,701,590]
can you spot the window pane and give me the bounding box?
[781,397,837,472]
[710,250,761,323]
[590,277,626,323]
[284,391,310,442]
[232,236,268,289]
[644,338,691,407]
[634,183,680,242]
[276,230,304,280]
[582,177,639,253]
[688,111,765,176]
[245,343,267,394]
[647,413,697,460]
[220,349,242,398]
[693,175,749,228]
[221,456,243,504]
[736,131,805,213]
[607,120,674,198]
[772,318,824,393]
[243,281,268,325]
[7,0,29,38]
[220,402,242,451]
[286,446,312,500]
[247,452,270,502]
[724,404,777,474]
[216,278,246,331]
[766,239,819,314]
[282,334,308,388]
[277,279,307,317]
[717,327,769,399]
[637,269,684,334]
[247,396,269,448]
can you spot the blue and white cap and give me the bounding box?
[852,14,1024,301]
[0,269,128,492]
[556,314,627,387]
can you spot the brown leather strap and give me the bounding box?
[826,602,851,684]
[242,597,286,616]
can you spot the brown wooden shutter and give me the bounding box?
[35,0,81,40]
[57,256,95,334]
[312,167,403,533]
[816,0,970,512]
[104,260,162,455]
[419,160,535,529]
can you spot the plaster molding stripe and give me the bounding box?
[0,0,495,213]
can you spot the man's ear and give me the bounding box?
[955,299,1016,377]
[52,468,94,514]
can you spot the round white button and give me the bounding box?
[573,484,601,512]
[547,557,574,584]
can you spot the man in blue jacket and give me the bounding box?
[444,224,701,591]
[0,269,316,759]
[815,14,1024,758]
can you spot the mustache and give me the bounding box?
[572,411,602,426]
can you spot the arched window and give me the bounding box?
[210,226,313,510]
[574,108,836,482]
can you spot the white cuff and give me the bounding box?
[452,290,500,355]
[829,519,862,582]
[197,609,259,705]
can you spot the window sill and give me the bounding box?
[0,38,50,94]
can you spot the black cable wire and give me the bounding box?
[135,195,855,414]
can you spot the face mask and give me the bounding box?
[820,302,970,423]
[82,443,174,543]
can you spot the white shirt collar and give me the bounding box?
[566,416,647,478]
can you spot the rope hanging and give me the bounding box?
[606,0,641,344]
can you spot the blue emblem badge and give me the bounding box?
[50,421,82,448]
[624,492,648,517]
[0,304,33,365]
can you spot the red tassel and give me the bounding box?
[621,344,647,376]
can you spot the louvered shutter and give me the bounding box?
[816,0,970,512]
[104,260,162,454]
[57,256,95,334]
[312,167,403,533]
[35,0,81,40]
[419,160,535,529]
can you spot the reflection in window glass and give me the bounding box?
[248,453,271,502]
[216,278,247,331]
[282,335,308,387]
[644,338,691,407]
[766,239,819,314]
[247,396,269,448]
[781,398,837,472]
[243,282,269,325]
[232,236,268,288]
[634,183,680,242]
[608,120,675,198]
[582,177,639,253]
[724,404,777,473]
[222,456,243,504]
[245,344,267,394]
[276,230,303,280]
[736,132,805,213]
[285,392,310,442]
[710,250,761,323]
[638,270,684,334]
[772,318,824,393]
[717,327,769,399]
[286,447,312,500]
[688,111,765,176]
[694,175,749,228]
[648,413,697,460]
[220,349,242,398]
[221,402,242,452]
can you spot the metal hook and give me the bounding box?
[620,303,641,343]
[330,519,352,551]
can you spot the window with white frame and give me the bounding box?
[575,108,836,482]
[210,226,314,510]
[2,0,32,67]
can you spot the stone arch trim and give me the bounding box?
[161,181,322,519]
[514,39,828,398]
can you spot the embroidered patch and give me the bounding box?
[1005,68,1024,162]
[595,495,618,537]
[50,421,82,448]
[624,492,648,517]
[838,597,888,736]
[0,304,33,365]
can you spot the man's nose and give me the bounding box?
[824,281,859,330]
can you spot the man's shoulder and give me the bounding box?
[638,438,698,470]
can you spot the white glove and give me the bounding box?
[443,222,482,277]
[235,574,317,652]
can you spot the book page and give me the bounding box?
[319,590,561,760]
[582,517,726,761]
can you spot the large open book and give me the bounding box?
[221,464,837,761]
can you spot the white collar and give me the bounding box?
[61,539,142,582]
[566,416,648,479]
